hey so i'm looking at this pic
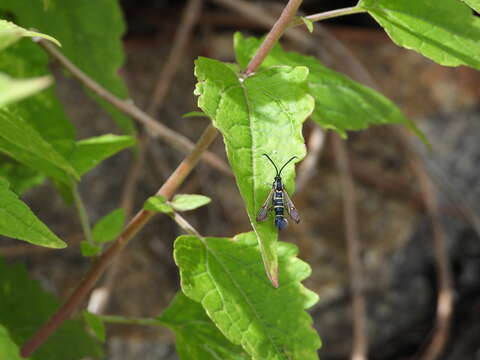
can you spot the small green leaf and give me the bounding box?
[182,111,209,118]
[80,241,101,257]
[300,17,314,33]
[66,134,135,176]
[0,178,66,248]
[92,208,125,244]
[0,258,103,360]
[358,0,480,70]
[461,0,480,12]
[0,325,22,360]
[0,107,79,183]
[171,194,211,212]
[83,311,106,343]
[194,57,312,286]
[0,19,60,51]
[234,33,420,137]
[174,232,321,360]
[144,195,174,214]
[0,73,52,108]
[158,292,249,359]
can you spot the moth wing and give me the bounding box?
[256,186,274,222]
[283,187,300,223]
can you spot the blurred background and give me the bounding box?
[2,0,480,359]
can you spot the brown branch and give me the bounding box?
[245,0,304,75]
[397,130,453,360]
[38,39,232,178]
[20,124,218,358]
[147,0,203,115]
[332,134,368,360]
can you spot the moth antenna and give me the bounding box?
[262,153,279,176]
[278,156,298,176]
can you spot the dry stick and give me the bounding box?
[244,0,304,75]
[397,131,453,360]
[38,39,232,177]
[89,0,205,315]
[332,134,368,360]
[20,124,218,358]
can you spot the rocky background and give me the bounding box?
[1,1,480,359]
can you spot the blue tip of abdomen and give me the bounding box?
[275,217,288,230]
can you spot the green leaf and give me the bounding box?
[144,195,174,214]
[171,194,211,212]
[0,72,52,107]
[0,178,66,248]
[0,157,45,195]
[158,292,249,360]
[0,325,22,360]
[358,0,480,70]
[182,111,209,118]
[300,17,314,33]
[80,241,101,257]
[0,258,103,360]
[83,312,106,343]
[0,107,78,183]
[65,134,135,176]
[0,0,134,133]
[174,232,321,360]
[234,33,419,137]
[0,40,75,142]
[194,57,312,286]
[0,19,60,50]
[461,0,480,12]
[92,208,125,244]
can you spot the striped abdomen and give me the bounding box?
[273,190,288,230]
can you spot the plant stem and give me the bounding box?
[290,6,366,27]
[71,183,93,244]
[20,124,218,358]
[245,0,304,75]
[99,314,160,327]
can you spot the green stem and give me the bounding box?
[99,314,160,327]
[290,6,367,27]
[72,183,93,244]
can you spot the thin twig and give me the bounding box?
[332,134,368,360]
[290,6,366,27]
[20,124,218,358]
[98,314,160,327]
[147,0,203,115]
[397,130,453,360]
[37,39,232,177]
[245,0,304,75]
[71,183,93,244]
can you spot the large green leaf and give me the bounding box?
[234,33,417,137]
[0,107,78,183]
[0,325,22,360]
[0,178,65,248]
[0,72,52,107]
[158,292,249,360]
[358,0,480,70]
[194,57,312,286]
[0,0,133,133]
[0,19,60,51]
[461,0,480,12]
[174,232,321,360]
[0,258,103,360]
